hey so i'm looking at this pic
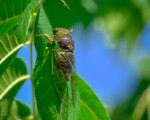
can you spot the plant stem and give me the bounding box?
[30,0,44,119]
[30,20,37,120]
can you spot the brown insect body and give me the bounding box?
[53,28,74,80]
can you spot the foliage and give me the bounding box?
[43,0,150,119]
[43,0,150,52]
[0,0,149,119]
[0,0,110,120]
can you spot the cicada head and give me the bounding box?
[53,28,72,36]
[53,28,74,52]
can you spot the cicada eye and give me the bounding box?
[53,29,58,35]
[53,28,61,34]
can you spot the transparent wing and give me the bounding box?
[53,48,77,107]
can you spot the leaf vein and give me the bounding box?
[80,99,100,120]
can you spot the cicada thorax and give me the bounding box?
[53,28,74,80]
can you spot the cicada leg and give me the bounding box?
[52,64,69,107]
[35,34,53,43]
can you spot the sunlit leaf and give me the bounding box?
[0,0,37,36]
[0,31,30,75]
[7,100,32,120]
[0,0,39,74]
[15,13,31,43]
[77,76,110,120]
[0,58,29,119]
[139,57,150,79]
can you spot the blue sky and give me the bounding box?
[16,21,150,108]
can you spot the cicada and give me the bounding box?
[53,28,74,80]
[38,28,77,107]
[53,28,77,106]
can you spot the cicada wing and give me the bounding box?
[52,51,71,106]
[53,49,77,107]
[64,50,77,106]
[70,67,77,106]
[53,64,67,103]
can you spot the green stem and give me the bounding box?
[30,0,44,119]
[30,16,37,120]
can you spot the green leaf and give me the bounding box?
[43,0,98,28]
[34,7,80,120]
[96,0,146,52]
[77,76,110,120]
[139,57,150,79]
[15,0,40,43]
[0,31,30,75]
[0,0,38,74]
[34,7,57,120]
[7,100,32,120]
[0,0,27,35]
[111,79,150,120]
[34,6,53,58]
[15,13,31,43]
[0,0,39,36]
[0,57,29,120]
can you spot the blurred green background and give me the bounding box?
[17,0,150,119]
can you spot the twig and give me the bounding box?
[30,0,45,119]
[60,0,70,9]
